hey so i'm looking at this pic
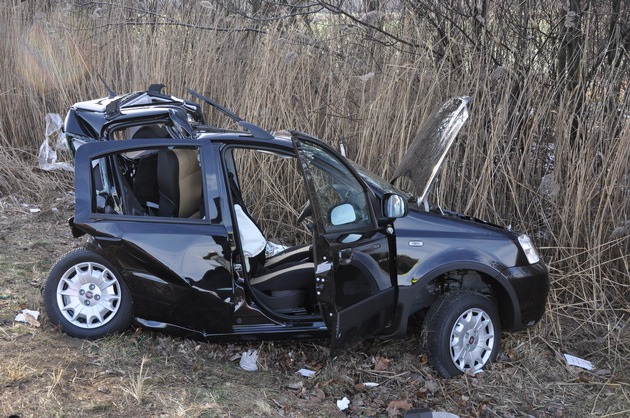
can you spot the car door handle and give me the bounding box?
[338,248,353,265]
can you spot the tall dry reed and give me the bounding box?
[0,1,628,354]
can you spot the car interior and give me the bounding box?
[93,127,319,316]
[226,147,318,315]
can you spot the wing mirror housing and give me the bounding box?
[383,193,408,219]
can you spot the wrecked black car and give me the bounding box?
[44,85,549,378]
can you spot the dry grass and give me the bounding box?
[118,355,153,403]
[1,0,629,415]
[0,201,628,416]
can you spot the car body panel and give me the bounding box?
[392,96,470,200]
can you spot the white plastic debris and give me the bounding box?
[336,396,350,411]
[239,349,258,371]
[38,113,73,172]
[363,382,379,387]
[563,353,594,370]
[357,72,375,82]
[297,368,316,377]
[29,208,41,214]
[15,309,40,327]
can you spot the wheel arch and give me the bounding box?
[385,261,521,339]
[415,261,521,330]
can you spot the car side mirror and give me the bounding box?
[383,193,408,219]
[330,203,357,225]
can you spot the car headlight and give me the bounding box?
[518,235,540,264]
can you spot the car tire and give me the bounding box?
[423,290,501,378]
[44,248,133,339]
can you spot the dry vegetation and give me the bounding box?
[1,0,629,416]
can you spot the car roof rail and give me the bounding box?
[188,89,273,140]
[239,121,274,140]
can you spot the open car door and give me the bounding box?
[292,134,399,355]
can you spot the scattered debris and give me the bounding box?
[564,353,594,370]
[373,356,391,371]
[37,113,73,172]
[355,382,381,391]
[239,349,258,371]
[337,396,350,411]
[387,399,413,416]
[357,72,375,83]
[432,412,460,418]
[297,368,316,377]
[286,381,303,391]
[14,309,40,327]
[610,219,630,240]
[539,173,560,199]
[403,408,460,418]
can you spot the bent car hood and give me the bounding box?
[391,96,470,200]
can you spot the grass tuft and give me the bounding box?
[119,355,153,403]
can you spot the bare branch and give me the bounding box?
[316,1,420,49]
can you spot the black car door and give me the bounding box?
[292,134,398,354]
[73,138,234,332]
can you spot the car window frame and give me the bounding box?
[75,138,213,225]
[290,133,380,235]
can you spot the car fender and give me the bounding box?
[383,250,522,339]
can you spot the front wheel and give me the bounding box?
[44,248,133,339]
[423,291,501,378]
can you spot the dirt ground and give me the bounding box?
[1,193,628,418]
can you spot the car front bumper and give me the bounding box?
[502,261,550,330]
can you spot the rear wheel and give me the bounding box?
[44,249,132,338]
[423,291,501,378]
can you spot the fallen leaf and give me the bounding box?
[308,388,325,402]
[424,378,440,394]
[419,353,428,366]
[594,369,612,376]
[386,399,412,417]
[374,356,390,371]
[287,381,303,390]
[24,312,40,327]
